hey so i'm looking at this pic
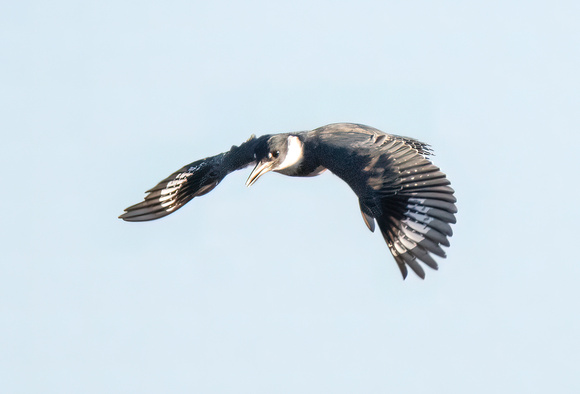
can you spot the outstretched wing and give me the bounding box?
[119,135,266,222]
[368,137,456,280]
[313,124,456,279]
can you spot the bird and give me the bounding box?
[120,123,457,279]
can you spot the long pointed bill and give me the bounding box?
[246,161,274,187]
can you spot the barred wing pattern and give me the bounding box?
[315,127,457,279]
[359,136,456,279]
[119,136,264,222]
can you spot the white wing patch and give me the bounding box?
[159,163,204,211]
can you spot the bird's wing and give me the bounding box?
[314,125,456,279]
[119,135,266,222]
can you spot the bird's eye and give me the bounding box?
[270,150,280,159]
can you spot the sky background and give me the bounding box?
[1,1,579,393]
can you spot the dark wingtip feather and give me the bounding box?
[393,255,408,279]
[402,253,426,279]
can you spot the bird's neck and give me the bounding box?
[276,135,325,177]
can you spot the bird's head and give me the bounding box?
[246,134,304,186]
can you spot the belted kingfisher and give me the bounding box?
[120,123,457,279]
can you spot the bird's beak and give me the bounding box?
[246,160,274,187]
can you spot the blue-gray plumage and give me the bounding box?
[120,123,457,279]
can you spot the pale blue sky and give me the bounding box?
[1,1,579,393]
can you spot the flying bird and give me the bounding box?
[120,123,457,279]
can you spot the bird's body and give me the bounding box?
[120,123,457,279]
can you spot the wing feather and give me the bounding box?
[312,123,456,279]
[119,136,266,222]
